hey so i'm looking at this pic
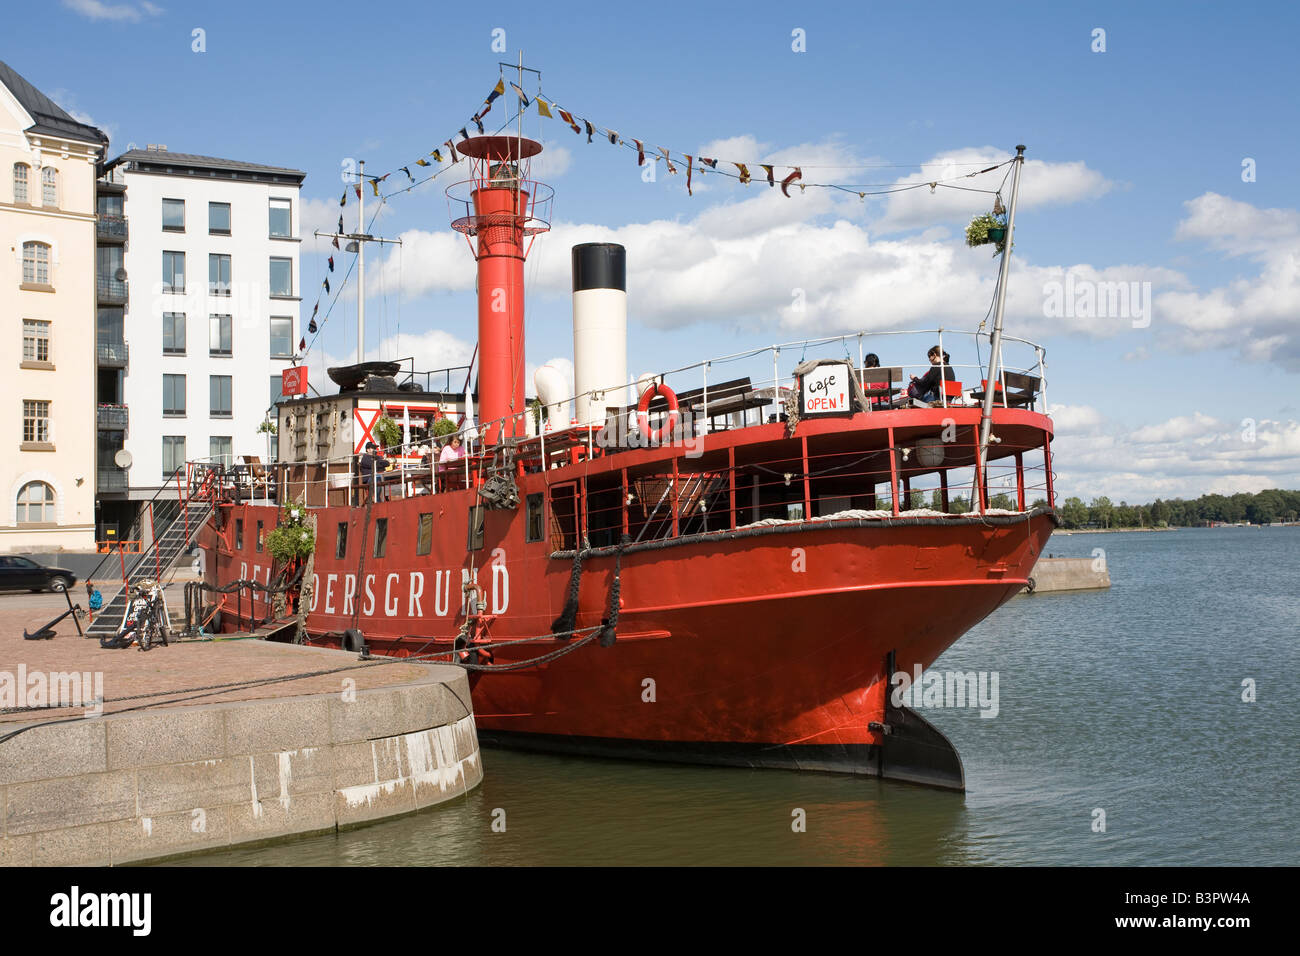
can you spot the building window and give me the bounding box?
[15,481,55,524]
[269,258,292,297]
[269,198,292,238]
[163,312,186,354]
[22,242,50,285]
[13,163,29,204]
[270,316,293,357]
[417,513,433,555]
[335,522,348,559]
[162,251,185,293]
[97,307,124,346]
[162,436,186,477]
[210,375,232,418]
[98,193,123,218]
[209,436,232,468]
[209,201,231,235]
[41,167,57,207]
[22,319,51,363]
[208,254,231,296]
[256,520,264,552]
[269,375,283,406]
[209,314,232,355]
[163,374,186,416]
[373,518,388,558]
[162,198,185,231]
[22,400,50,443]
[234,518,244,550]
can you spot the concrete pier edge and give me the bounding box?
[0,650,482,867]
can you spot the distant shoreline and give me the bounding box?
[1057,525,1296,534]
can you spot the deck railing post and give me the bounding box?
[938,328,947,409]
[801,435,812,520]
[728,446,736,529]
[671,455,679,538]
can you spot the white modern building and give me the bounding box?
[1,60,107,553]
[96,148,305,533]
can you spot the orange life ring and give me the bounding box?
[636,382,680,443]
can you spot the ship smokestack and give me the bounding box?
[571,242,628,426]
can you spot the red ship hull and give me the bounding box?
[201,409,1057,790]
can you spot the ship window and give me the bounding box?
[256,521,264,552]
[335,522,348,558]
[416,513,433,555]
[548,483,578,552]
[467,504,485,551]
[373,518,388,558]
[526,493,543,542]
[235,518,244,550]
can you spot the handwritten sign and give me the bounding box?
[801,363,852,417]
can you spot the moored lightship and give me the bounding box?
[196,136,1055,790]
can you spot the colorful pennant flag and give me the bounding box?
[339,189,347,207]
[584,120,594,143]
[327,256,335,272]
[323,277,330,294]
[458,127,469,141]
[487,79,505,103]
[537,97,553,118]
[416,158,430,167]
[299,337,306,351]
[633,139,645,166]
[510,81,530,109]
[307,318,318,334]
[354,184,362,200]
[700,157,718,169]
[735,163,751,185]
[761,164,775,187]
[557,109,581,134]
[607,129,619,145]
[473,115,485,135]
[685,155,693,196]
[445,140,459,163]
[780,167,803,197]
[659,147,676,174]
[431,149,443,163]
[332,235,339,250]
[400,166,412,182]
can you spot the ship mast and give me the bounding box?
[314,159,402,364]
[976,144,1025,509]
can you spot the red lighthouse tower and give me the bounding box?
[448,136,553,445]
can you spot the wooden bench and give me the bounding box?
[859,366,903,409]
[969,370,1041,408]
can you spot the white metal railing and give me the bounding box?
[199,328,1050,510]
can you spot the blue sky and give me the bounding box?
[17,0,1300,501]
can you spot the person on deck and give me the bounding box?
[863,352,890,409]
[906,346,955,405]
[439,434,466,463]
[356,441,388,504]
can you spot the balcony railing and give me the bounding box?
[97,403,129,429]
[97,468,129,494]
[96,275,127,304]
[97,340,128,367]
[96,215,128,241]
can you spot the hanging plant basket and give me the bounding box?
[987,226,1007,243]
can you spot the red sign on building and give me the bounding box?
[281,366,308,396]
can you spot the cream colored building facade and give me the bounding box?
[0,62,106,552]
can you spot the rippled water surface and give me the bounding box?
[172,528,1299,866]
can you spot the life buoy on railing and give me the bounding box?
[636,382,679,444]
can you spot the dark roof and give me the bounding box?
[0,59,107,148]
[107,149,305,182]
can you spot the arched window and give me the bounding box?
[16,481,55,524]
[41,166,57,206]
[22,241,50,285]
[13,163,29,204]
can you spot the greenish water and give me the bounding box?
[173,528,1299,866]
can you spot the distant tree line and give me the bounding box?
[1052,489,1300,529]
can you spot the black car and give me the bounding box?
[0,556,77,593]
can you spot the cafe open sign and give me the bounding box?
[801,363,852,417]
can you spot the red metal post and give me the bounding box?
[940,468,950,512]
[1043,430,1055,507]
[1015,452,1026,510]
[621,468,629,538]
[728,446,736,530]
[887,428,900,516]
[671,456,679,538]
[801,436,812,519]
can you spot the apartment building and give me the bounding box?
[0,60,107,552]
[96,148,305,535]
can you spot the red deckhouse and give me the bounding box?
[194,138,1053,790]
